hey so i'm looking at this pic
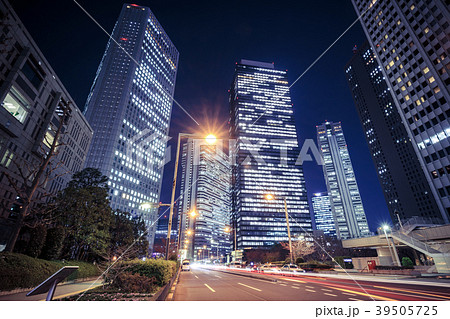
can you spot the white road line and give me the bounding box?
[238,283,262,292]
[214,275,221,278]
[306,289,316,293]
[279,284,287,287]
[321,288,333,292]
[292,286,300,289]
[324,293,338,297]
[204,284,216,293]
[342,292,356,296]
[306,286,315,289]
[195,275,199,279]
[349,298,363,301]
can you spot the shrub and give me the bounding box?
[401,257,414,268]
[123,259,176,287]
[111,272,157,293]
[299,262,333,271]
[40,226,66,260]
[0,252,101,291]
[26,225,48,258]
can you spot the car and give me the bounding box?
[280,264,305,274]
[229,261,242,268]
[182,259,190,271]
[259,263,281,273]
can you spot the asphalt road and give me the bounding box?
[0,279,102,301]
[173,266,450,301]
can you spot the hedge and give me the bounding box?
[0,252,101,291]
[121,259,177,287]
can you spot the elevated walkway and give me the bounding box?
[342,217,450,273]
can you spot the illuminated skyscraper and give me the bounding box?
[312,193,336,237]
[178,139,231,261]
[346,42,441,222]
[351,0,449,223]
[83,3,179,250]
[229,59,312,250]
[317,121,370,239]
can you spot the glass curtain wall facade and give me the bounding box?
[345,42,441,223]
[83,3,179,250]
[229,59,312,250]
[312,192,336,237]
[0,0,93,246]
[317,121,370,239]
[351,0,449,223]
[178,139,231,262]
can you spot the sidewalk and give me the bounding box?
[0,279,103,301]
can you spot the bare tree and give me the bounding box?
[3,101,72,252]
[282,238,316,261]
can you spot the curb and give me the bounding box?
[165,267,182,301]
[211,268,278,282]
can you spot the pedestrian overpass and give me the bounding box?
[342,217,450,274]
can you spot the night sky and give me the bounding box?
[11,0,392,232]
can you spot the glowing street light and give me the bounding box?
[186,230,192,235]
[205,134,217,145]
[190,210,197,217]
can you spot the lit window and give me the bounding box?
[428,76,435,83]
[1,86,29,123]
[434,87,441,93]
[410,4,415,10]
[423,67,430,74]
[424,27,430,34]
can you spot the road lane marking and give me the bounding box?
[306,286,315,289]
[279,284,287,287]
[195,275,199,279]
[282,278,306,283]
[214,275,221,278]
[342,292,356,296]
[321,288,333,292]
[349,298,363,301]
[204,284,216,293]
[324,293,338,297]
[331,287,395,301]
[372,285,450,300]
[292,286,300,289]
[238,283,262,292]
[306,289,316,293]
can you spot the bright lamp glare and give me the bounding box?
[265,194,274,200]
[205,134,217,144]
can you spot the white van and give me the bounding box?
[182,259,190,271]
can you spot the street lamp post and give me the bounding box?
[266,194,294,264]
[176,209,197,260]
[382,225,401,266]
[165,133,216,260]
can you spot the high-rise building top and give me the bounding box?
[346,42,441,223]
[229,60,312,249]
[317,121,370,239]
[83,3,179,249]
[351,0,449,223]
[312,192,336,237]
[178,139,231,261]
[0,0,93,244]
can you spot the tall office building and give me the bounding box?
[317,121,370,239]
[346,42,441,223]
[312,192,336,237]
[0,0,93,247]
[229,59,312,250]
[351,0,449,223]
[83,3,179,249]
[178,139,231,261]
